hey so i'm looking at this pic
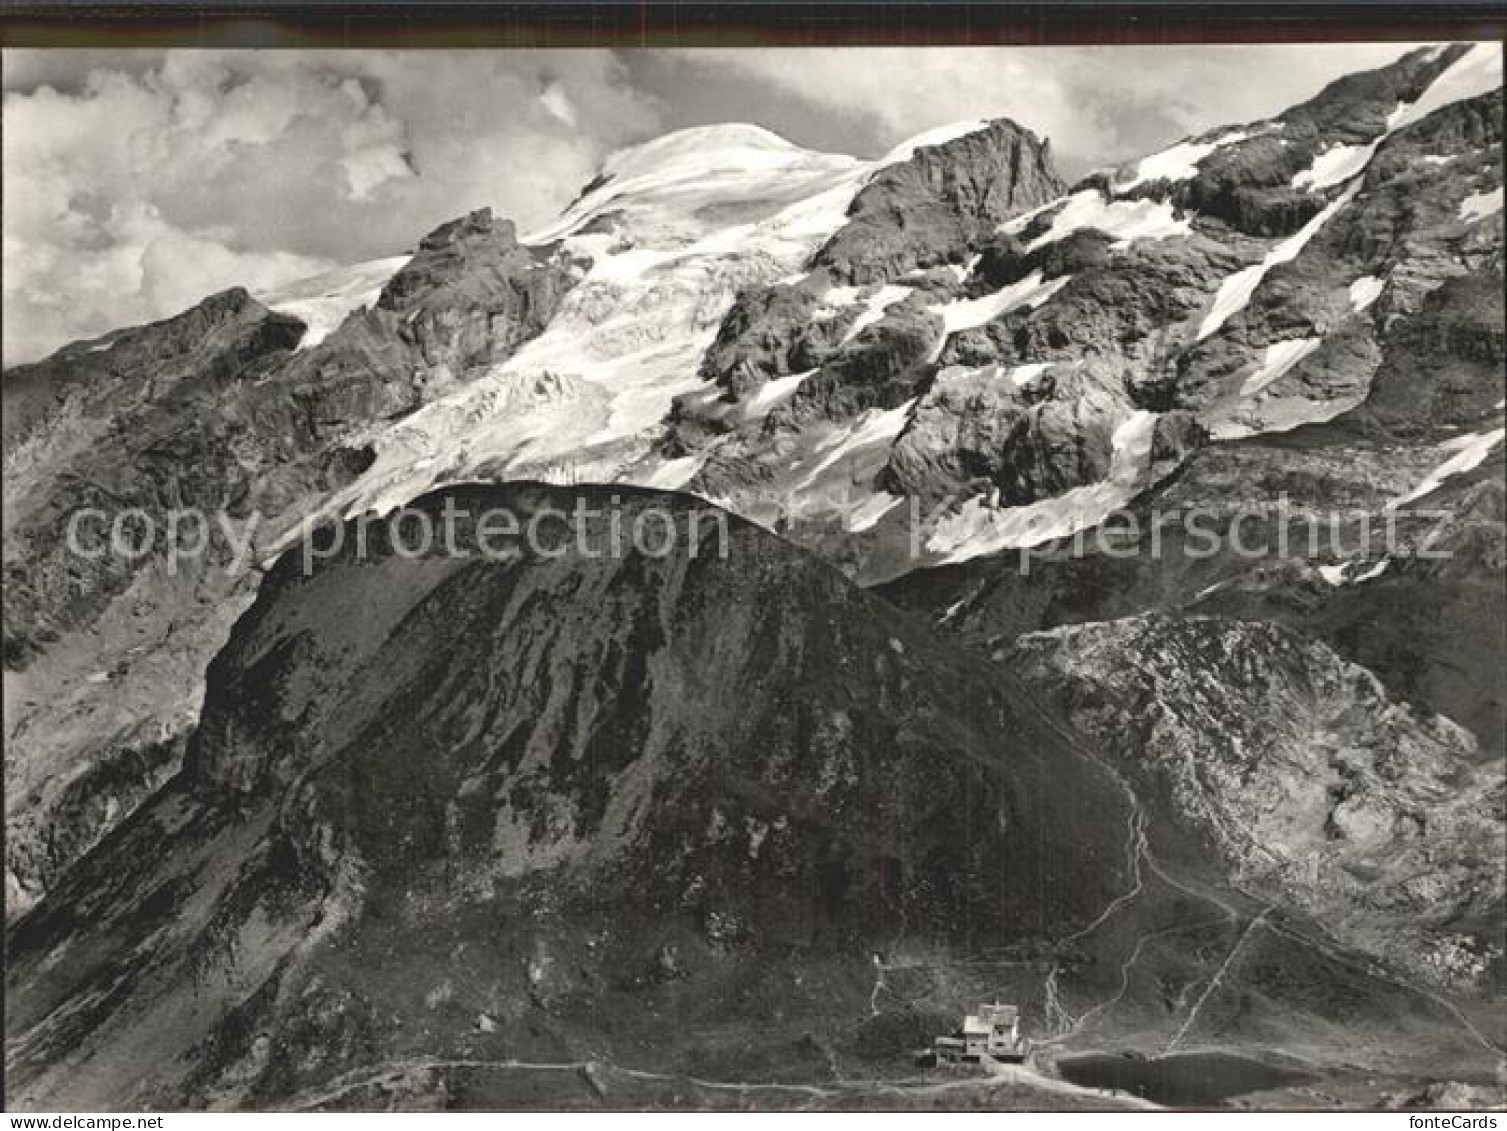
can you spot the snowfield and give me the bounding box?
[1291,141,1382,192]
[258,255,412,349]
[1389,429,1506,509]
[927,410,1160,564]
[1025,190,1192,252]
[1115,130,1250,193]
[1460,186,1504,223]
[934,271,1071,335]
[1241,337,1324,396]
[1348,275,1386,312]
[251,45,1505,567]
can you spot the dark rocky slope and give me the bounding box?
[7,50,1501,918]
[1005,615,1503,994]
[3,44,1503,1109]
[880,256,1507,755]
[3,209,579,917]
[812,120,1066,284]
[2,485,1118,1106]
[9,485,1496,1110]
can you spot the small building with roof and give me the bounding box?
[928,1001,1028,1064]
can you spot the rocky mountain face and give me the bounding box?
[7,487,1498,1109]
[1006,615,1502,993]
[811,119,1066,284]
[880,256,1507,747]
[3,208,579,914]
[4,485,1132,1106]
[3,42,1505,1110]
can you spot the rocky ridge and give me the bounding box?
[1006,614,1503,993]
[7,486,1499,1109]
[3,41,1505,1111]
[3,208,579,913]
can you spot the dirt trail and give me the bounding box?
[1003,675,1503,1063]
[1164,908,1273,1054]
[288,1052,1157,1111]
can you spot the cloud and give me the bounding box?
[660,43,1431,170]
[0,42,1442,364]
[2,49,661,364]
[539,81,579,127]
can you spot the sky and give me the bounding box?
[2,42,1436,364]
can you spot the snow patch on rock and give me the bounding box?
[927,410,1159,563]
[1291,141,1382,192]
[1317,563,1349,586]
[1459,186,1504,223]
[1008,362,1054,388]
[747,368,814,413]
[1241,337,1323,396]
[934,271,1071,335]
[1389,428,1506,509]
[794,400,917,495]
[1348,274,1386,312]
[847,492,905,533]
[1116,130,1249,193]
[997,198,1064,237]
[1026,189,1192,252]
[842,285,914,343]
[1319,557,1391,587]
[258,255,412,350]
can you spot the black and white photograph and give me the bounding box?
[2,2,1505,1117]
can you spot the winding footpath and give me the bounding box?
[288,1053,1158,1112]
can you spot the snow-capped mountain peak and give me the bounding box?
[5,43,1506,1111]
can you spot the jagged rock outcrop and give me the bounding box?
[773,299,943,426]
[4,43,1505,1110]
[881,257,1506,758]
[813,120,1065,284]
[881,366,1125,505]
[1166,45,1471,237]
[2,209,579,918]
[272,208,577,443]
[5,484,1137,1108]
[1006,615,1504,993]
[696,277,860,398]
